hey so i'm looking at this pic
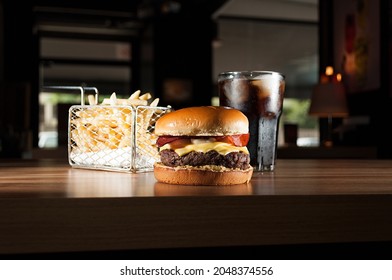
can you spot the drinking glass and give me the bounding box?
[218,71,285,171]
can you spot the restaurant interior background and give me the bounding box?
[0,0,391,159]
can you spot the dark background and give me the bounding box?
[0,0,391,158]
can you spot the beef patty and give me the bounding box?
[159,149,250,170]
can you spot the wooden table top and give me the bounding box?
[1,158,392,255]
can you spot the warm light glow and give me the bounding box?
[336,73,342,82]
[325,66,334,76]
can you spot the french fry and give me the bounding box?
[149,98,159,107]
[139,92,152,100]
[129,90,141,100]
[101,92,117,105]
[109,92,117,106]
[127,99,148,106]
[88,94,97,105]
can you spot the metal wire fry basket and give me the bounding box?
[59,86,171,172]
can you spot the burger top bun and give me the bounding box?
[155,106,249,136]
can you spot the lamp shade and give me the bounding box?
[308,82,348,117]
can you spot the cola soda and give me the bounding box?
[218,71,285,171]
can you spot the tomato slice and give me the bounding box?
[164,138,192,149]
[156,136,181,147]
[216,134,249,147]
[156,133,249,148]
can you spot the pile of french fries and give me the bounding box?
[70,90,162,159]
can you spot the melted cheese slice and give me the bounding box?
[160,142,249,156]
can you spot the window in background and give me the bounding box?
[213,16,319,147]
[38,37,133,148]
[282,98,319,147]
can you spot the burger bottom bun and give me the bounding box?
[154,182,252,196]
[153,162,253,186]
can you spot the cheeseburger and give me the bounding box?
[153,106,253,185]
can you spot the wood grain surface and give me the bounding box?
[1,159,392,255]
